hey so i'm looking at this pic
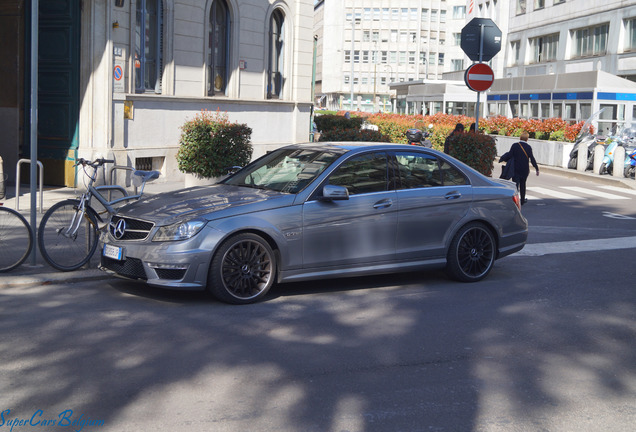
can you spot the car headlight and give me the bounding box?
[153,219,207,242]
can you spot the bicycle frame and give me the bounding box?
[62,159,158,238]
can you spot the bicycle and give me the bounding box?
[0,205,33,272]
[37,158,160,271]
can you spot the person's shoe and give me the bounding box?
[522,198,528,205]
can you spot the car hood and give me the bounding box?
[116,184,294,225]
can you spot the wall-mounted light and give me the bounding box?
[115,0,125,7]
[112,21,120,29]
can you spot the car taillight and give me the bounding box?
[513,193,521,209]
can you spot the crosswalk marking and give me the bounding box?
[515,236,636,257]
[526,187,582,200]
[526,185,636,201]
[598,185,636,196]
[560,186,629,200]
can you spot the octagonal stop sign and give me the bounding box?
[461,18,502,62]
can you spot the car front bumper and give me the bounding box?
[99,226,226,290]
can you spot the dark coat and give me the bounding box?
[499,153,515,180]
[500,141,539,181]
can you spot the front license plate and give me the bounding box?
[103,244,124,261]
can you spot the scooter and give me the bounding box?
[406,124,433,148]
[599,125,636,175]
[624,147,636,178]
[568,108,607,170]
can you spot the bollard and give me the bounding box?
[15,159,44,213]
[577,141,589,172]
[613,146,626,178]
[593,145,605,175]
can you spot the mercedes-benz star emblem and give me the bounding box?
[113,219,126,240]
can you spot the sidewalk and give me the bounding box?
[1,165,635,287]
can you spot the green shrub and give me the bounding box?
[445,132,497,177]
[314,114,364,132]
[177,110,253,178]
[549,130,566,141]
[318,128,391,142]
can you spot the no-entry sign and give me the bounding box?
[464,63,494,92]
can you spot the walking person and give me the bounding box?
[500,131,539,205]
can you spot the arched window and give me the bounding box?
[208,0,230,96]
[267,9,285,99]
[135,0,163,93]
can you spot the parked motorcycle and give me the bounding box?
[599,125,636,175]
[568,108,607,170]
[406,124,433,148]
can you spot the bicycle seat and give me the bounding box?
[132,170,161,187]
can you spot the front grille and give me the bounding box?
[101,256,147,280]
[109,215,154,241]
[155,268,187,280]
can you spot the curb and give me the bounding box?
[1,268,113,288]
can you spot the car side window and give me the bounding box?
[395,152,468,189]
[439,160,468,186]
[328,152,389,195]
[395,153,442,188]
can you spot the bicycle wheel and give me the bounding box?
[38,199,100,271]
[0,206,33,272]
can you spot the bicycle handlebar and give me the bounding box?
[75,158,115,168]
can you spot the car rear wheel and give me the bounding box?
[446,222,496,282]
[208,233,276,304]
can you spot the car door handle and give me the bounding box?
[445,191,462,200]
[373,199,393,209]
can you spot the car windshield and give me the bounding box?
[223,147,344,194]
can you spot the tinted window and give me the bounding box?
[395,152,467,188]
[440,160,468,186]
[395,153,442,188]
[329,152,389,195]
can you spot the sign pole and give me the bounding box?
[475,24,485,132]
[29,0,39,265]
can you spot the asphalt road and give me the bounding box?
[0,172,634,432]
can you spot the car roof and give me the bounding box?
[290,141,430,152]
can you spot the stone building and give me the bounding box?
[0,0,314,186]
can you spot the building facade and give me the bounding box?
[313,0,469,113]
[492,0,636,127]
[0,0,314,187]
[378,0,636,128]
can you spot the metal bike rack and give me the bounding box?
[108,165,138,199]
[15,159,44,213]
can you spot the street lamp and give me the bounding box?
[384,64,394,113]
[350,17,360,111]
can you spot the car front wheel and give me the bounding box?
[446,222,496,282]
[208,233,276,304]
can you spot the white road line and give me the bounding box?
[526,187,582,200]
[598,185,636,196]
[561,186,629,200]
[514,236,636,257]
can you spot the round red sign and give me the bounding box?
[464,63,494,92]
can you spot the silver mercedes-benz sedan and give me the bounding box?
[100,143,527,304]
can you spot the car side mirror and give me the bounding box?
[321,184,349,201]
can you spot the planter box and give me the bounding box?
[493,135,574,168]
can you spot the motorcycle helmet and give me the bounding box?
[405,129,423,142]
